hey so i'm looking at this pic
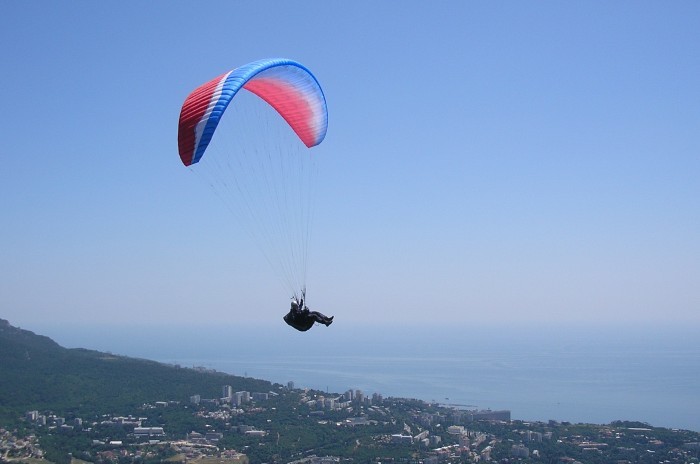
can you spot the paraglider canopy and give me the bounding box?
[178,58,328,167]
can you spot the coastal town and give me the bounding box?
[2,381,699,464]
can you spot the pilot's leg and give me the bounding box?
[309,311,333,326]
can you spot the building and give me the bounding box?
[223,385,233,399]
[344,417,371,426]
[134,427,165,438]
[355,390,364,403]
[205,432,223,442]
[391,434,413,444]
[511,444,529,458]
[324,398,336,409]
[414,430,429,441]
[187,432,204,441]
[235,391,250,405]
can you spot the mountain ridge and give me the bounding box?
[0,318,274,425]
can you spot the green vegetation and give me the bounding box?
[0,319,273,424]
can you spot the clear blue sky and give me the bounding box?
[1,1,698,331]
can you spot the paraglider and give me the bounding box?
[283,290,334,332]
[177,58,332,330]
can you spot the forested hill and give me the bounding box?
[0,318,274,424]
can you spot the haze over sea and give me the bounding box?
[38,322,699,433]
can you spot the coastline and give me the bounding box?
[30,322,700,432]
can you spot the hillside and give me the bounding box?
[0,318,274,424]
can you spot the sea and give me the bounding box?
[37,323,700,432]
